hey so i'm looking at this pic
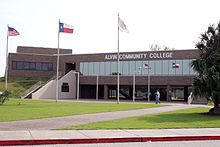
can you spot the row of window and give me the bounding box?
[80,59,197,76]
[12,61,53,71]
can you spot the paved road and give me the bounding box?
[0,105,195,130]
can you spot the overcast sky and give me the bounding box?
[0,0,219,77]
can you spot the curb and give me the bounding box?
[1,135,220,146]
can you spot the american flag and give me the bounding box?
[144,64,152,69]
[8,27,20,36]
[119,17,129,33]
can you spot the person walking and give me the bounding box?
[155,89,160,104]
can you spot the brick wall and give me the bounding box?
[17,46,72,55]
[8,53,57,78]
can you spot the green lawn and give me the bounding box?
[0,99,167,122]
[63,107,220,130]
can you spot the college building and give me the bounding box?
[8,46,199,102]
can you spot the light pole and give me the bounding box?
[77,72,79,101]
[144,63,152,102]
[96,74,99,101]
[132,67,142,102]
[133,74,135,102]
[147,70,150,102]
[72,71,80,101]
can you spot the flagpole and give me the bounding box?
[5,24,9,94]
[148,69,150,102]
[56,19,60,103]
[117,13,120,104]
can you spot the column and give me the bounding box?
[166,85,171,101]
[184,86,188,102]
[129,86,133,99]
[104,85,108,99]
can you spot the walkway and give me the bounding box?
[0,104,197,131]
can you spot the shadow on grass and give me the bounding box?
[137,111,220,124]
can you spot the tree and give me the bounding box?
[150,44,161,51]
[191,22,220,114]
[149,44,174,51]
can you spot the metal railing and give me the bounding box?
[19,81,45,98]
[20,72,63,99]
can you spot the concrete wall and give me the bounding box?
[32,71,77,99]
[79,75,193,86]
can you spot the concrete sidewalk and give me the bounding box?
[1,128,220,140]
[0,128,220,146]
[0,105,195,130]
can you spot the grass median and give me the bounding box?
[62,107,220,129]
[0,99,167,122]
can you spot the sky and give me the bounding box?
[0,0,219,77]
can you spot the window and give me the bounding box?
[142,61,149,75]
[12,61,53,71]
[17,62,23,70]
[79,59,197,76]
[155,60,162,75]
[12,61,17,70]
[169,60,176,75]
[48,63,53,71]
[30,62,36,70]
[93,62,99,75]
[111,62,117,74]
[162,60,169,75]
[36,63,42,70]
[88,62,94,75]
[136,61,143,75]
[122,61,129,75]
[105,62,111,75]
[23,62,30,70]
[61,83,69,92]
[100,62,105,75]
[175,60,183,75]
[183,60,190,75]
[148,60,154,75]
[129,61,135,75]
[42,63,49,71]
[83,62,89,75]
[80,62,84,74]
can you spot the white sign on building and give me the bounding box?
[104,52,173,60]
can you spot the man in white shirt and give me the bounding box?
[155,89,160,104]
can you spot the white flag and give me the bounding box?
[119,17,129,33]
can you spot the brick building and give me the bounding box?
[8,46,199,101]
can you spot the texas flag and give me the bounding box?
[59,22,74,33]
[172,63,179,68]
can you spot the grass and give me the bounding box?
[62,107,220,130]
[0,77,49,98]
[0,99,167,122]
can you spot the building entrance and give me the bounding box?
[107,85,167,101]
[171,87,190,102]
[108,86,131,99]
[80,85,104,99]
[135,86,167,101]
[65,63,75,74]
